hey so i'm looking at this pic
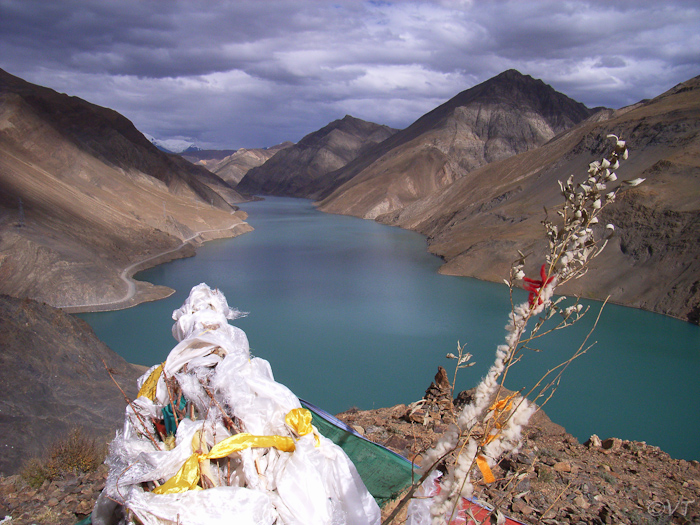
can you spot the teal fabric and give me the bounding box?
[162,396,188,435]
[302,401,415,507]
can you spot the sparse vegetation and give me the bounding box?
[19,427,106,488]
[18,457,49,489]
[384,135,643,524]
[537,467,555,484]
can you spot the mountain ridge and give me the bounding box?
[236,114,398,198]
[316,69,597,219]
[373,75,700,323]
[207,142,294,187]
[0,68,252,308]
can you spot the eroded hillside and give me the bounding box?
[375,77,700,323]
[0,69,252,309]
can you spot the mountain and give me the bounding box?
[180,149,240,166]
[0,68,252,308]
[144,134,201,154]
[370,76,700,323]
[236,115,398,198]
[0,294,143,475]
[317,70,596,219]
[207,142,294,186]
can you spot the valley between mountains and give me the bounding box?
[1,65,699,524]
[2,67,698,323]
[232,70,700,325]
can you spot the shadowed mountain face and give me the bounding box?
[236,115,398,198]
[0,294,143,475]
[0,69,251,308]
[372,76,700,323]
[206,142,293,187]
[317,70,595,219]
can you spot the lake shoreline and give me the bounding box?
[77,197,700,460]
[60,221,253,314]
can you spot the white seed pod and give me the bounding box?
[606,223,615,232]
[608,172,617,182]
[592,199,601,209]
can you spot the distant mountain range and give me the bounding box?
[236,115,398,198]
[205,142,294,186]
[237,70,700,323]
[0,66,697,323]
[143,133,203,154]
[316,70,596,218]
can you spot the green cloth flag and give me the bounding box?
[302,400,415,507]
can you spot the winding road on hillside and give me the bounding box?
[60,222,248,312]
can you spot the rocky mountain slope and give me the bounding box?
[369,76,700,323]
[0,295,142,476]
[2,354,698,524]
[205,142,293,186]
[317,70,595,219]
[180,149,239,165]
[337,390,700,525]
[0,69,252,309]
[236,115,397,198]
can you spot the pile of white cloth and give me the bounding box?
[93,283,380,525]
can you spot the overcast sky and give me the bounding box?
[1,1,699,150]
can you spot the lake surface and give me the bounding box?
[80,197,700,460]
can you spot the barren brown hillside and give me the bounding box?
[237,115,397,198]
[209,142,293,186]
[0,69,252,309]
[374,76,700,323]
[317,70,595,219]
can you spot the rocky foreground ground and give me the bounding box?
[1,379,698,525]
[337,399,700,524]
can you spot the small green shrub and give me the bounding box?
[537,467,555,484]
[19,457,49,488]
[20,427,106,487]
[599,470,616,484]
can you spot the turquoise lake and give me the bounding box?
[80,197,700,460]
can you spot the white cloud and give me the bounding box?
[0,0,698,149]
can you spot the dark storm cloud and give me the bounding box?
[1,0,698,149]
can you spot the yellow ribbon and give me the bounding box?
[285,408,313,436]
[137,363,164,401]
[286,407,321,446]
[153,408,315,494]
[476,454,496,484]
